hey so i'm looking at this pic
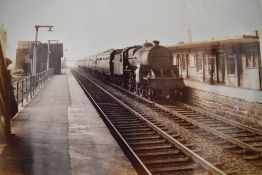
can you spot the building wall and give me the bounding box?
[185,87,262,128]
[171,42,261,90]
[0,25,7,57]
[242,67,260,90]
[15,41,34,74]
[36,43,48,73]
[241,54,260,89]
[15,41,63,75]
[15,42,45,74]
[15,48,32,73]
[18,41,35,49]
[49,43,63,74]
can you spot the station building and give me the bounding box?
[15,41,63,75]
[168,34,261,90]
[168,34,262,128]
[16,41,35,74]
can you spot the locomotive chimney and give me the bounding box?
[153,40,160,47]
[143,42,153,48]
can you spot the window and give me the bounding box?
[173,55,177,65]
[189,54,195,67]
[181,55,186,70]
[246,52,258,68]
[227,55,235,74]
[246,54,252,68]
[196,54,202,72]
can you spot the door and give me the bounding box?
[218,54,225,83]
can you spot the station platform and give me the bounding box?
[185,79,262,103]
[0,69,137,175]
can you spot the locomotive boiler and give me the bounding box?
[128,40,184,99]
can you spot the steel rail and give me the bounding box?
[179,102,262,135]
[155,104,262,156]
[72,70,152,175]
[105,78,262,156]
[73,69,227,175]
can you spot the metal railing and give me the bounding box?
[12,68,54,106]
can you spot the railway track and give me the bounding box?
[104,74,262,162]
[72,69,237,175]
[161,104,262,158]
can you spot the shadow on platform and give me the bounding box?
[0,135,33,175]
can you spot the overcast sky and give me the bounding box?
[0,0,262,62]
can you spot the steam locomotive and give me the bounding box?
[78,40,185,100]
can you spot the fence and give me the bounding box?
[12,68,54,106]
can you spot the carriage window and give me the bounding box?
[227,56,235,74]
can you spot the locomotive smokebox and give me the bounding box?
[134,40,173,77]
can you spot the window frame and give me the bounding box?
[226,54,236,75]
[196,53,202,72]
[245,52,258,69]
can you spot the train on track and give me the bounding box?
[78,40,185,100]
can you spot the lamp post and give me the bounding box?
[47,40,59,70]
[32,25,53,75]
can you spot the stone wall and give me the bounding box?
[184,87,262,129]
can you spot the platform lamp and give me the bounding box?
[47,40,59,71]
[32,25,54,75]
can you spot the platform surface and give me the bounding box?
[0,69,137,175]
[185,79,262,103]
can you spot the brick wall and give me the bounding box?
[184,87,262,128]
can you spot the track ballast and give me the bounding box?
[72,69,237,175]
